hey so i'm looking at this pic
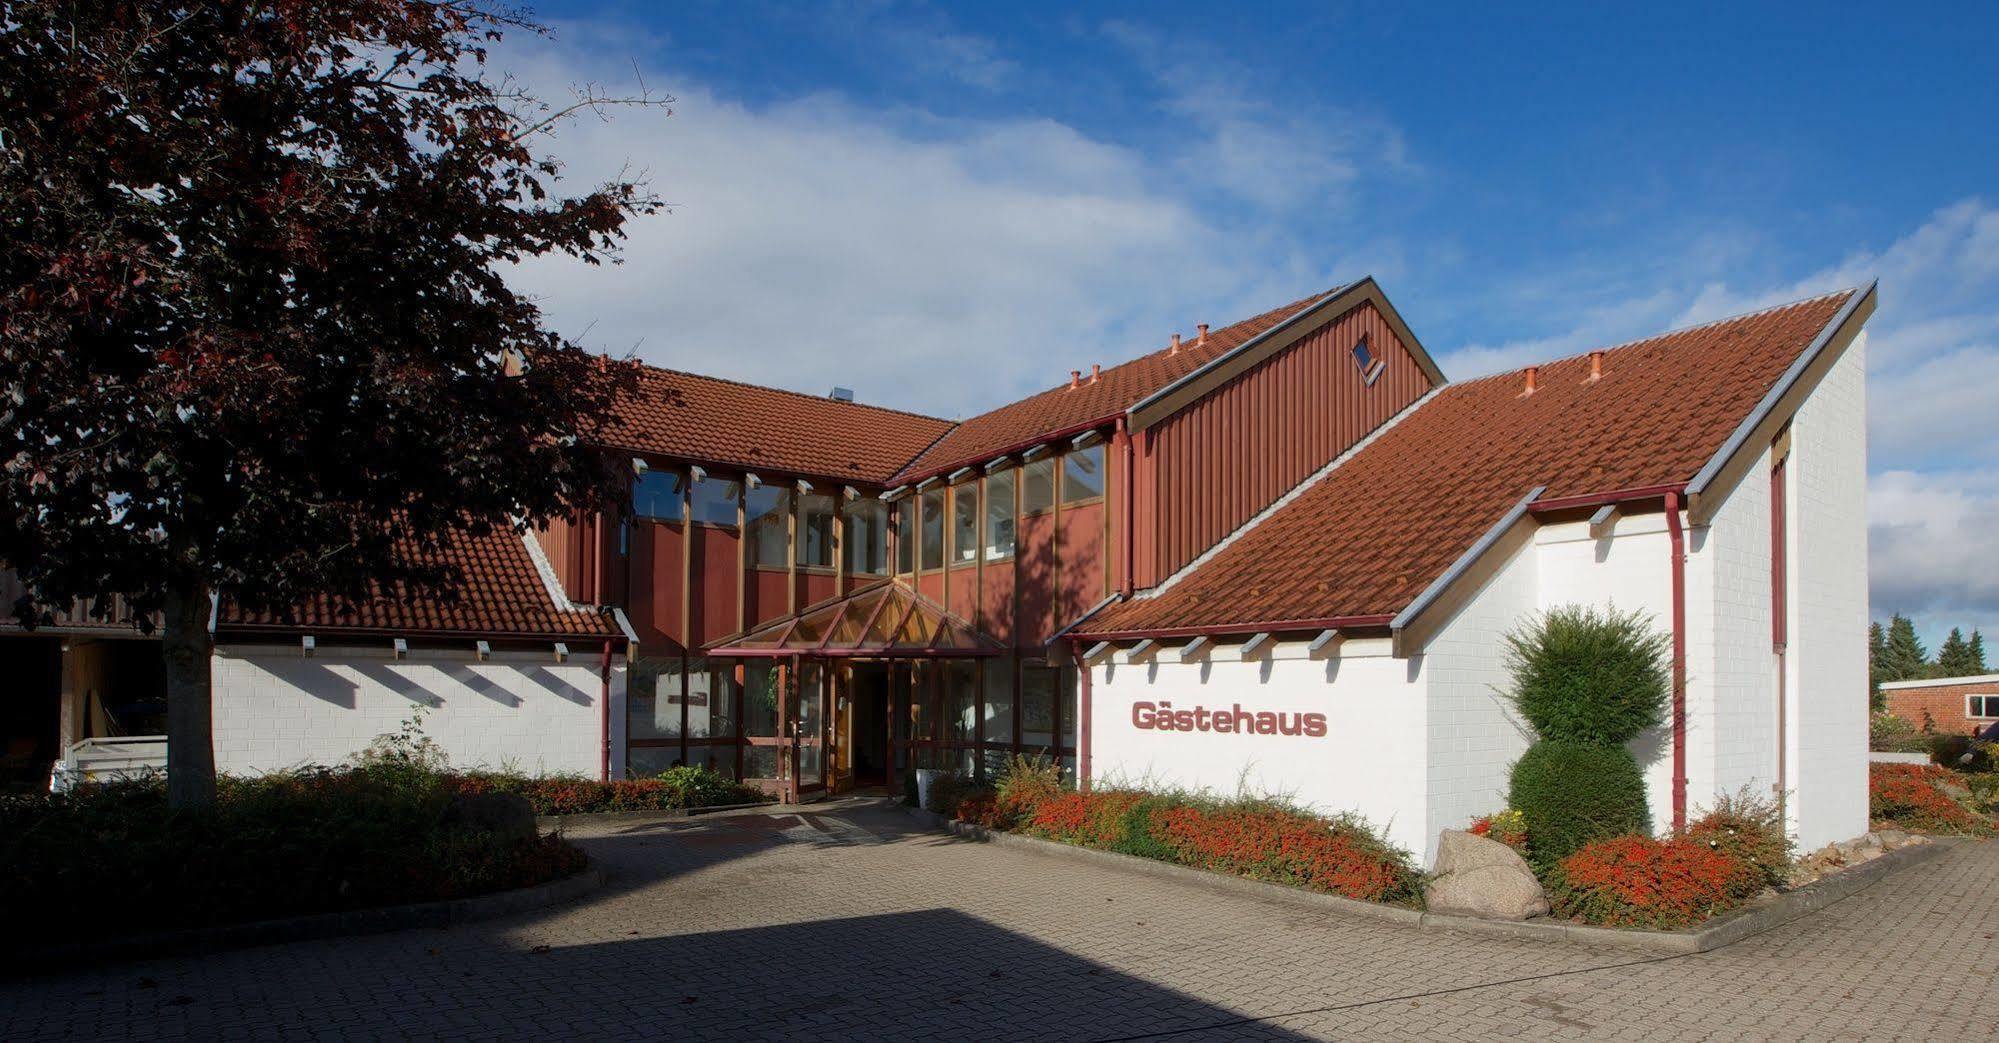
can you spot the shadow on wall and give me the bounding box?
[445,665,522,708]
[269,660,362,710]
[347,660,442,708]
[525,665,594,707]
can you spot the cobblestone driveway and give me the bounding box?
[4,799,1995,1041]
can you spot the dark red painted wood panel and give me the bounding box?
[1133,302,1434,586]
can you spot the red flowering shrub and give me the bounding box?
[1869,763,1992,835]
[446,767,766,816]
[1152,805,1422,904]
[1683,790,1791,889]
[1548,834,1761,929]
[1026,791,1143,846]
[953,790,1025,830]
[1468,810,1529,855]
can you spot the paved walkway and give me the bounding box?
[3,800,1995,1041]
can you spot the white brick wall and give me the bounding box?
[211,643,622,778]
[1695,429,1781,811]
[1788,331,1870,849]
[1534,516,1683,831]
[1089,639,1432,863]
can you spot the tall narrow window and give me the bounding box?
[844,497,888,575]
[634,470,683,520]
[985,468,1016,560]
[1062,444,1104,503]
[1022,458,1056,514]
[894,500,914,574]
[951,481,979,564]
[920,487,945,570]
[745,485,791,568]
[799,492,836,569]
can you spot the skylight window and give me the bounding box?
[1351,338,1384,385]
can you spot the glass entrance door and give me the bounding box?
[791,660,828,801]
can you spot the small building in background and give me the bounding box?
[1880,674,1999,736]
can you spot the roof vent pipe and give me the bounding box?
[1169,332,1181,354]
[1069,369,1081,390]
[1196,323,1209,346]
[1588,350,1604,382]
[1522,365,1540,395]
[1091,363,1102,384]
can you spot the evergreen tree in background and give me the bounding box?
[1969,630,1989,674]
[1881,614,1931,683]
[1868,621,1890,711]
[1937,628,1973,676]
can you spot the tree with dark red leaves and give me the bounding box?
[0,2,665,806]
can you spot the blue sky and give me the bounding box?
[503,2,1999,649]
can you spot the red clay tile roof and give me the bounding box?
[889,289,1339,483]
[591,365,956,485]
[1080,290,1862,636]
[224,527,618,639]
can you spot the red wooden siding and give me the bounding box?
[981,559,1017,644]
[1131,302,1433,587]
[1058,501,1106,626]
[691,527,740,646]
[627,521,684,646]
[1016,512,1058,645]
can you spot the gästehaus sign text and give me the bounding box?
[1130,701,1326,737]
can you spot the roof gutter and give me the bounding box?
[894,413,1124,489]
[1684,281,1876,520]
[1078,614,1394,643]
[1049,593,1124,644]
[1124,281,1362,422]
[1389,485,1546,657]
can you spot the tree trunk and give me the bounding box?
[162,580,217,808]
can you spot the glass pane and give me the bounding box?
[951,482,979,564]
[982,657,1014,744]
[1063,445,1104,503]
[746,486,791,568]
[628,746,679,778]
[910,662,938,741]
[745,746,784,780]
[800,493,836,568]
[798,663,824,782]
[845,498,888,575]
[1023,459,1056,514]
[1020,667,1055,749]
[895,501,914,574]
[985,469,1016,560]
[691,476,740,525]
[920,488,945,570]
[1058,667,1078,747]
[634,470,683,520]
[944,661,977,742]
[689,659,739,738]
[743,663,781,738]
[686,745,738,780]
[629,656,684,739]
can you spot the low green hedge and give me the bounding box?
[0,765,586,941]
[449,765,767,815]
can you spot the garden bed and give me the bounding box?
[446,765,770,816]
[0,764,595,952]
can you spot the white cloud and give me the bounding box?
[1435,200,1999,637]
[499,27,1262,418]
[1099,20,1412,212]
[1869,469,1999,639]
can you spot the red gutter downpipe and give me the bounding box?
[1664,490,1689,832]
[1117,418,1135,597]
[599,637,614,781]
